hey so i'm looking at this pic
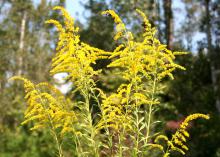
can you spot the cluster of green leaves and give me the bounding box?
[11,6,209,157]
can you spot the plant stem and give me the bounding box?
[91,89,114,156]
[36,88,64,157]
[83,86,99,157]
[118,131,123,157]
[133,78,140,157]
[52,130,64,157]
[145,73,157,145]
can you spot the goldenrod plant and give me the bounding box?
[10,6,209,157]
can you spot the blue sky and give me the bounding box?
[66,0,88,24]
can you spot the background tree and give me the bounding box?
[161,0,220,156]
[163,0,173,49]
[0,0,66,156]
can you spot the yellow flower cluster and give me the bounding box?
[96,81,157,132]
[96,84,131,131]
[107,9,186,83]
[96,90,131,132]
[170,114,209,155]
[10,76,77,137]
[154,113,210,156]
[180,113,210,129]
[136,9,156,39]
[11,6,210,157]
[46,6,109,90]
[102,10,128,41]
[98,9,187,135]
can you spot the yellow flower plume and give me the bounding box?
[9,76,77,137]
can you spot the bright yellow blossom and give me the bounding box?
[11,6,210,157]
[154,113,210,156]
[9,76,77,136]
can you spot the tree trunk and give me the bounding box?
[17,12,26,76]
[156,0,163,41]
[163,0,173,49]
[205,0,220,112]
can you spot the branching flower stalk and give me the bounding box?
[101,10,143,156]
[145,74,156,144]
[9,77,77,157]
[38,90,64,157]
[145,43,158,146]
[90,88,116,156]
[101,8,187,155]
[46,6,110,156]
[82,87,100,156]
[153,114,210,157]
[10,6,210,157]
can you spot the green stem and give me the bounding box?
[82,86,99,157]
[133,78,140,157]
[145,73,157,145]
[34,88,64,157]
[134,106,140,156]
[91,89,114,156]
[52,130,64,157]
[145,34,158,146]
[118,131,123,157]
